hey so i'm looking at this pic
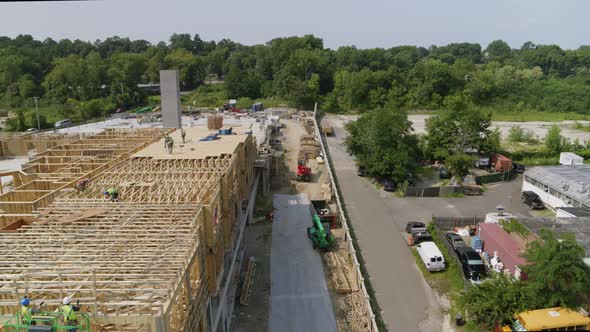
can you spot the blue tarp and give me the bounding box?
[200,133,220,141]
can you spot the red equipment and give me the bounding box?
[296,159,311,181]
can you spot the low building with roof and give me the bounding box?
[523,165,590,210]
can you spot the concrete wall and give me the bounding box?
[160,70,182,129]
[522,181,569,210]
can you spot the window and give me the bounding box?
[436,257,442,262]
[430,258,436,262]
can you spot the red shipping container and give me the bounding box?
[491,153,512,172]
[478,223,527,278]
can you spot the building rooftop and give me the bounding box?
[525,165,590,206]
[133,126,250,160]
[518,216,590,258]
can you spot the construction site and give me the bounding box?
[0,71,376,332]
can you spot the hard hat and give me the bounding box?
[103,191,109,196]
[63,296,71,305]
[20,298,30,306]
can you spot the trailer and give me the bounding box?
[322,126,334,136]
[490,153,512,172]
[559,152,583,165]
[311,200,339,229]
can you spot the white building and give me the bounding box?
[523,165,590,210]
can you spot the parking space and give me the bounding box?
[384,174,532,230]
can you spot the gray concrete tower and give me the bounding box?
[159,70,182,128]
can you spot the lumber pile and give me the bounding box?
[207,114,223,130]
[321,182,332,203]
[338,292,370,332]
[323,251,356,294]
[239,258,257,305]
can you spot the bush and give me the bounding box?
[507,125,538,144]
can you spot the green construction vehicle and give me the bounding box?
[2,311,91,332]
[307,214,335,250]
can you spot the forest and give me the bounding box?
[2,33,590,130]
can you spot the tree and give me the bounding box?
[423,95,492,159]
[344,106,419,182]
[524,229,590,308]
[446,153,473,178]
[460,274,540,329]
[485,40,512,63]
[545,124,563,154]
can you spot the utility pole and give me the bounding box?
[33,97,40,130]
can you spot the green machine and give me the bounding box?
[307,214,335,250]
[2,312,91,332]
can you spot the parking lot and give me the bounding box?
[322,114,534,332]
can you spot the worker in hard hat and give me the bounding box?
[75,178,90,192]
[60,296,80,332]
[103,187,118,202]
[19,296,42,325]
[165,135,174,154]
[181,128,186,144]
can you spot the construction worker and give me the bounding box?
[75,178,90,192]
[103,187,118,202]
[165,135,174,154]
[20,297,42,325]
[60,297,80,332]
[181,128,186,144]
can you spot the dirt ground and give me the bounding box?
[231,115,360,331]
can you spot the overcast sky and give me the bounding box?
[0,0,588,50]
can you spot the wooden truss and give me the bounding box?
[0,129,257,331]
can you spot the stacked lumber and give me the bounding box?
[239,258,257,305]
[207,114,223,130]
[338,292,370,332]
[321,182,332,203]
[323,251,354,294]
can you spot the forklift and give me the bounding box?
[307,214,335,251]
[296,158,311,182]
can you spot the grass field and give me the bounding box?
[491,111,590,122]
[185,84,289,109]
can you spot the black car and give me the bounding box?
[513,162,525,173]
[383,179,396,192]
[456,247,487,283]
[405,221,427,234]
[357,166,366,177]
[412,231,433,244]
[521,191,544,209]
[445,233,466,252]
[439,167,450,179]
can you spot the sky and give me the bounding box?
[0,0,588,50]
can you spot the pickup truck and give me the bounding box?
[405,221,427,234]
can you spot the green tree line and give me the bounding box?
[3,34,590,126]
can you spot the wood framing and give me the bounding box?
[0,127,258,331]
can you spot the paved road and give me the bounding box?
[322,115,534,332]
[268,194,337,332]
[323,116,441,332]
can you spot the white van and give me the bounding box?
[54,119,72,128]
[416,241,445,272]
